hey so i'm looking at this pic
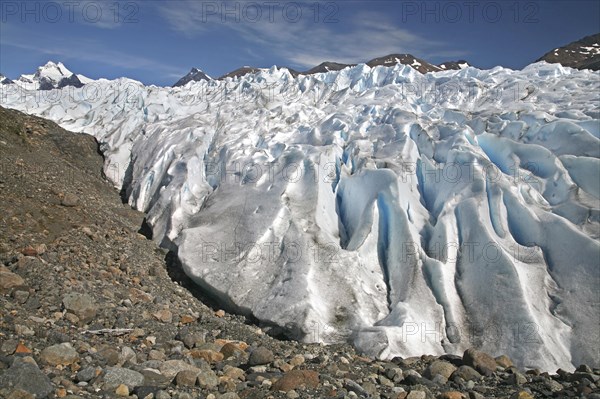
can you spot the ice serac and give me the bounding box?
[1,62,599,372]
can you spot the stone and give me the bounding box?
[175,370,198,387]
[61,193,79,207]
[40,343,79,366]
[152,309,173,323]
[0,358,53,399]
[103,367,145,391]
[220,343,244,359]
[134,386,161,399]
[159,360,200,379]
[248,347,274,366]
[155,391,171,399]
[0,266,25,293]
[509,372,527,385]
[197,370,219,389]
[406,391,427,399]
[451,366,482,382]
[289,355,305,367]
[462,349,497,376]
[495,355,513,368]
[77,366,99,382]
[181,331,206,349]
[543,378,563,392]
[438,392,466,399]
[510,392,534,399]
[272,370,319,392]
[62,293,97,323]
[424,360,457,380]
[115,384,129,396]
[224,366,245,381]
[191,349,224,363]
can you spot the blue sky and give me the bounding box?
[1,0,599,86]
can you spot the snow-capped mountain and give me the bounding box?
[1,61,599,372]
[303,61,354,75]
[172,67,211,87]
[177,55,473,84]
[14,61,92,90]
[365,54,442,73]
[0,73,13,84]
[537,33,600,71]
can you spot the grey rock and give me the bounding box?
[509,372,527,385]
[77,366,100,382]
[175,369,198,387]
[248,347,274,366]
[159,359,200,379]
[40,342,79,365]
[61,193,79,207]
[62,293,97,323]
[463,349,497,376]
[424,360,457,380]
[451,365,482,381]
[406,390,427,399]
[0,358,53,398]
[197,369,219,389]
[103,366,145,391]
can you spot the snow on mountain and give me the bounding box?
[439,60,471,70]
[1,62,599,372]
[0,73,13,84]
[172,68,211,87]
[537,33,600,71]
[15,61,91,90]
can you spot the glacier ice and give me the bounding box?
[1,62,599,371]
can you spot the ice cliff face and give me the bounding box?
[1,62,599,371]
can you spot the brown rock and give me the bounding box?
[424,360,457,380]
[215,309,226,317]
[462,349,497,376]
[115,384,129,396]
[60,193,79,207]
[15,343,32,354]
[271,370,319,392]
[40,343,79,366]
[221,343,244,359]
[152,309,172,323]
[175,370,199,387]
[0,266,25,293]
[438,392,466,399]
[190,349,224,364]
[180,315,197,324]
[495,355,513,368]
[20,247,37,257]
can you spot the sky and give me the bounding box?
[1,0,599,86]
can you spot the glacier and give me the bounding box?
[1,62,599,371]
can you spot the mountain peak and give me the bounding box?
[16,61,90,90]
[536,32,600,70]
[172,67,211,87]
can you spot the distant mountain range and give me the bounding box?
[537,33,600,71]
[2,33,598,90]
[172,54,471,87]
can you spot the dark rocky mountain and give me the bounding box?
[0,74,13,84]
[194,55,473,83]
[172,67,211,87]
[537,33,600,71]
[302,61,355,75]
[217,66,262,80]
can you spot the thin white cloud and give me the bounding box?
[0,24,185,77]
[155,2,468,69]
